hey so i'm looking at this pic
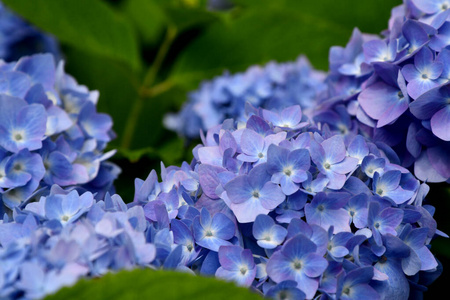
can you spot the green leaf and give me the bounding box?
[121,0,167,45]
[3,0,141,70]
[171,0,401,88]
[44,269,263,300]
[115,137,185,165]
[129,85,188,150]
[163,5,220,31]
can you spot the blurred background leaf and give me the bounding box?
[171,0,401,88]
[44,269,263,300]
[3,0,141,71]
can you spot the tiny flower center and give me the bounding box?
[327,244,333,251]
[14,133,23,141]
[14,164,22,171]
[338,125,348,134]
[264,236,271,241]
[374,222,380,229]
[379,255,388,263]
[187,244,193,252]
[442,3,448,10]
[397,91,404,99]
[324,162,331,170]
[240,267,248,275]
[205,230,214,237]
[258,152,264,158]
[343,287,351,295]
[349,210,355,217]
[293,260,302,270]
[317,204,325,212]
[376,188,384,195]
[278,291,288,300]
[421,74,428,79]
[61,215,70,222]
[283,167,292,176]
[252,191,260,198]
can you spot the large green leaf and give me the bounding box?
[121,0,221,45]
[171,0,401,88]
[156,0,223,32]
[44,269,263,300]
[3,0,141,70]
[121,0,167,45]
[233,0,402,34]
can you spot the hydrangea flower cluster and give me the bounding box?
[0,188,155,299]
[168,0,450,184]
[164,56,327,138]
[0,2,60,62]
[312,0,450,183]
[1,104,444,299]
[0,53,120,215]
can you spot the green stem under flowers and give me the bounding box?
[121,25,177,150]
[141,80,175,99]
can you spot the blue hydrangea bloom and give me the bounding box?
[164,56,326,139]
[311,0,450,183]
[0,3,60,62]
[170,0,450,183]
[0,103,444,299]
[266,234,328,299]
[0,54,119,213]
[215,245,256,287]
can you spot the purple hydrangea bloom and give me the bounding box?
[410,83,450,141]
[252,214,287,249]
[224,163,285,223]
[308,2,450,182]
[304,192,350,233]
[266,234,328,299]
[358,64,410,128]
[309,135,358,190]
[0,99,444,299]
[266,144,310,195]
[367,201,404,246]
[265,280,306,300]
[336,266,379,300]
[215,245,256,287]
[401,47,443,99]
[192,208,235,251]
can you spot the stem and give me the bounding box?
[121,26,177,150]
[141,80,175,98]
[140,25,177,95]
